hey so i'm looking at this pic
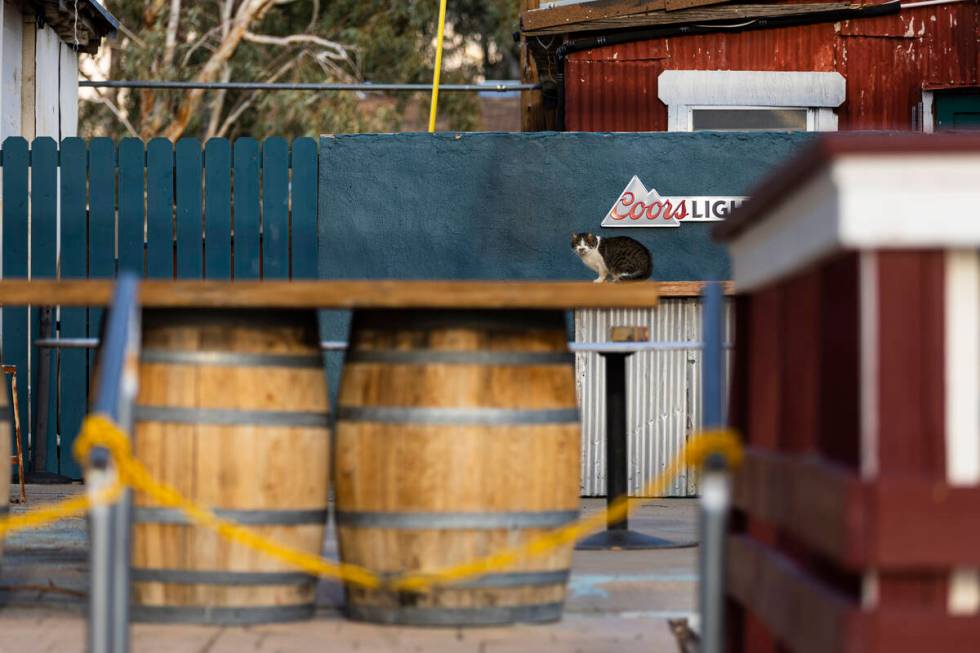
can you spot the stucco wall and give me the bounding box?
[317,131,814,401]
[318,131,812,281]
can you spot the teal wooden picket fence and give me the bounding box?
[1,136,319,478]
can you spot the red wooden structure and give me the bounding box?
[715,134,980,652]
[520,0,979,132]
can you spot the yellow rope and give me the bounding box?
[428,0,449,133]
[1,414,742,594]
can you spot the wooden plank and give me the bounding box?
[204,138,232,279]
[524,2,858,35]
[59,137,88,479]
[664,0,729,11]
[262,137,289,279]
[2,138,30,475]
[289,138,317,279]
[89,137,116,335]
[730,534,980,652]
[118,138,145,276]
[88,137,116,458]
[175,138,203,279]
[0,280,661,309]
[233,138,261,279]
[29,137,59,474]
[522,0,666,32]
[875,251,948,606]
[727,535,864,653]
[658,280,733,297]
[733,448,868,568]
[146,138,174,279]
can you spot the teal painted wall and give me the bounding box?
[318,131,813,282]
[317,131,814,401]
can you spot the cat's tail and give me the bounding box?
[619,268,652,281]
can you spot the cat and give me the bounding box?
[571,233,652,283]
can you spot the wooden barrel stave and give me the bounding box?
[131,309,329,624]
[336,309,580,626]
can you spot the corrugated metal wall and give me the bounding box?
[575,297,733,497]
[563,3,978,131]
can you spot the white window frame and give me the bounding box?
[658,70,846,132]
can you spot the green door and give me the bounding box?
[935,92,980,130]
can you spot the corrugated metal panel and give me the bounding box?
[563,4,978,132]
[575,297,733,497]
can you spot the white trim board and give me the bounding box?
[658,70,845,132]
[728,153,980,291]
[945,250,980,615]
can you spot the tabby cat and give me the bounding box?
[570,233,653,283]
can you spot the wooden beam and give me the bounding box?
[727,535,863,653]
[523,2,858,36]
[734,448,980,568]
[733,448,868,568]
[522,0,666,32]
[0,280,668,309]
[730,534,980,652]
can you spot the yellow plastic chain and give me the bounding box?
[1,414,742,593]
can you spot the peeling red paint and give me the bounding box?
[565,3,979,131]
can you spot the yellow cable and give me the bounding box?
[0,415,742,595]
[428,0,449,133]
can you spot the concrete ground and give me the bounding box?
[1,486,698,653]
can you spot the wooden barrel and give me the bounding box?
[0,386,9,568]
[336,309,581,626]
[130,309,330,625]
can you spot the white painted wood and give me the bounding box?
[19,11,35,139]
[1,0,24,140]
[728,168,841,291]
[945,250,980,614]
[922,90,935,133]
[860,251,879,481]
[33,23,62,139]
[659,70,845,132]
[729,153,980,290]
[59,42,78,137]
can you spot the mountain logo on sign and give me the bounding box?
[601,176,747,228]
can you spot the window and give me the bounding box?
[658,71,846,132]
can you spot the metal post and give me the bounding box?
[87,273,139,653]
[698,281,728,653]
[576,351,696,550]
[33,306,53,472]
[605,352,629,533]
[87,448,118,653]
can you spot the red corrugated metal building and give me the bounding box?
[519,0,979,132]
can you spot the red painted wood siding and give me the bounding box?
[565,3,979,131]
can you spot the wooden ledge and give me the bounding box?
[0,279,675,309]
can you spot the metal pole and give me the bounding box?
[605,352,629,533]
[87,447,117,653]
[79,80,539,92]
[33,306,54,472]
[698,281,728,653]
[88,273,139,653]
[576,351,696,550]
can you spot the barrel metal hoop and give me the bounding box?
[131,568,315,586]
[345,350,574,365]
[134,507,328,525]
[131,603,315,625]
[141,349,323,368]
[345,602,563,626]
[337,406,579,426]
[134,406,330,427]
[335,510,578,530]
[395,569,570,589]
[0,406,10,420]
